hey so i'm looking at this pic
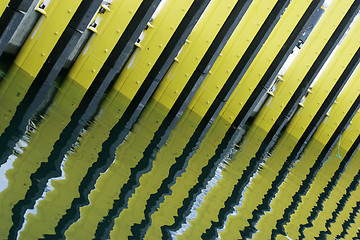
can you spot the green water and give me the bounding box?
[0,64,359,240]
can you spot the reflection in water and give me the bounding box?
[0,125,30,193]
[317,164,360,239]
[298,137,354,239]
[0,66,57,167]
[2,0,360,239]
[271,64,360,238]
[0,60,359,240]
[337,195,360,239]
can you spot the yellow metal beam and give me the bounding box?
[152,0,237,110]
[188,0,360,238]
[0,0,10,16]
[143,7,323,237]
[252,19,360,237]
[189,0,281,118]
[283,17,360,143]
[2,0,360,238]
[277,29,360,237]
[245,16,360,238]
[98,0,242,238]
[112,0,193,102]
[0,2,149,237]
[108,0,247,238]
[175,0,316,234]
[297,99,360,239]
[68,0,143,89]
[64,0,198,238]
[253,0,354,133]
[45,0,203,236]
[14,0,81,77]
[144,0,306,237]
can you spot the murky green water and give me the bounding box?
[0,62,359,240]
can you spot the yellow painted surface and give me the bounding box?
[254,90,360,238]
[189,0,281,119]
[252,17,360,236]
[253,0,354,134]
[253,26,360,240]
[311,83,360,149]
[215,2,360,238]
[14,0,81,77]
[217,0,310,124]
[108,0,243,237]
[245,8,360,172]
[68,0,142,89]
[152,0,237,110]
[179,0,315,234]
[99,0,240,238]
[285,16,360,142]
[2,0,360,238]
[143,0,311,238]
[0,0,10,16]
[253,18,360,232]
[224,80,358,239]
[144,0,311,237]
[112,0,193,101]
[65,1,197,238]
